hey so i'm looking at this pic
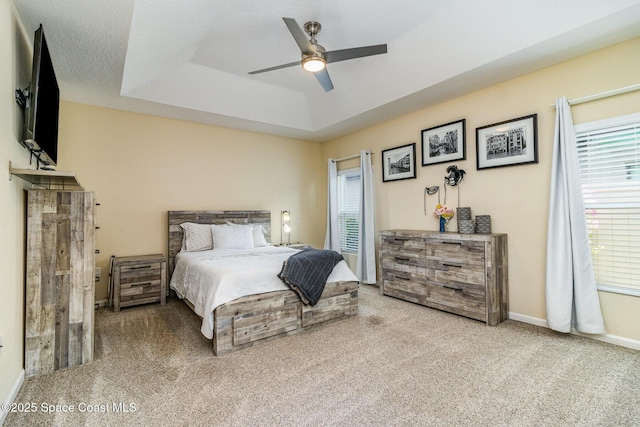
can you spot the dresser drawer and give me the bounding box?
[423,280,486,322]
[381,234,425,257]
[425,239,485,265]
[426,258,486,286]
[383,277,429,305]
[381,251,426,272]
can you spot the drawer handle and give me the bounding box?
[443,284,462,291]
[130,265,152,270]
[443,263,462,268]
[131,281,152,287]
[392,237,410,242]
[394,274,411,281]
[395,256,410,261]
[441,241,462,245]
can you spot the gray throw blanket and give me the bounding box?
[278,249,344,306]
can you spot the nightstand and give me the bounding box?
[112,254,167,311]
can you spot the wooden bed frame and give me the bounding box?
[168,210,359,355]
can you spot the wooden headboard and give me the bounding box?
[167,210,271,277]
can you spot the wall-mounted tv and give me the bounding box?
[22,24,60,167]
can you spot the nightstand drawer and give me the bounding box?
[121,280,161,296]
[112,254,167,311]
[119,263,163,284]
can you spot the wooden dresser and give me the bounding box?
[25,190,96,377]
[112,254,167,311]
[380,230,508,325]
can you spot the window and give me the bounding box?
[575,113,640,296]
[337,168,361,253]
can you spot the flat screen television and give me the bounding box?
[23,24,59,167]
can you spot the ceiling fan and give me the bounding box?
[248,17,388,92]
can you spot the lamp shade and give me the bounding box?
[281,210,291,245]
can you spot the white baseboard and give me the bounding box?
[1,369,25,426]
[508,312,549,328]
[509,312,640,351]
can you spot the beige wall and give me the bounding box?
[1,0,31,411]
[322,37,640,342]
[57,103,325,301]
[3,6,639,411]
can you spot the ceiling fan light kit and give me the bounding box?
[302,55,326,72]
[248,17,388,91]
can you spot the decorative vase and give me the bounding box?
[439,216,447,232]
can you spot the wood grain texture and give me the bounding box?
[112,254,167,311]
[213,281,358,355]
[380,230,508,326]
[167,210,271,276]
[25,190,95,377]
[168,210,358,356]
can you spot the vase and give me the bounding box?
[439,216,447,232]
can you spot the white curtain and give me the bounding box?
[545,97,606,334]
[324,159,340,251]
[356,150,376,284]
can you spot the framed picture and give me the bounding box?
[476,114,538,170]
[381,143,417,182]
[421,119,466,166]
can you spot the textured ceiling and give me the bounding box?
[13,0,640,142]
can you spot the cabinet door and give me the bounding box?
[25,190,95,377]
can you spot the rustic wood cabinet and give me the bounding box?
[112,254,167,311]
[380,230,508,325]
[25,190,96,377]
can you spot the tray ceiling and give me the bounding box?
[13,0,640,141]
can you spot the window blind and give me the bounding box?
[575,113,640,295]
[337,169,361,253]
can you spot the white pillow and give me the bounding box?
[180,222,213,252]
[226,222,270,247]
[212,224,254,249]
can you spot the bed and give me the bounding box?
[168,210,359,355]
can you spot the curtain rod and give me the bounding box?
[551,83,640,108]
[333,151,373,162]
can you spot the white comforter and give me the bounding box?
[169,246,359,339]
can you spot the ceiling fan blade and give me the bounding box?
[325,44,387,64]
[314,68,334,92]
[248,60,301,75]
[282,17,315,55]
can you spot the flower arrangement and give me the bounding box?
[434,204,455,232]
[434,204,455,220]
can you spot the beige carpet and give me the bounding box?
[5,285,640,426]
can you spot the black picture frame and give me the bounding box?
[421,119,466,166]
[381,143,417,182]
[476,114,538,170]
